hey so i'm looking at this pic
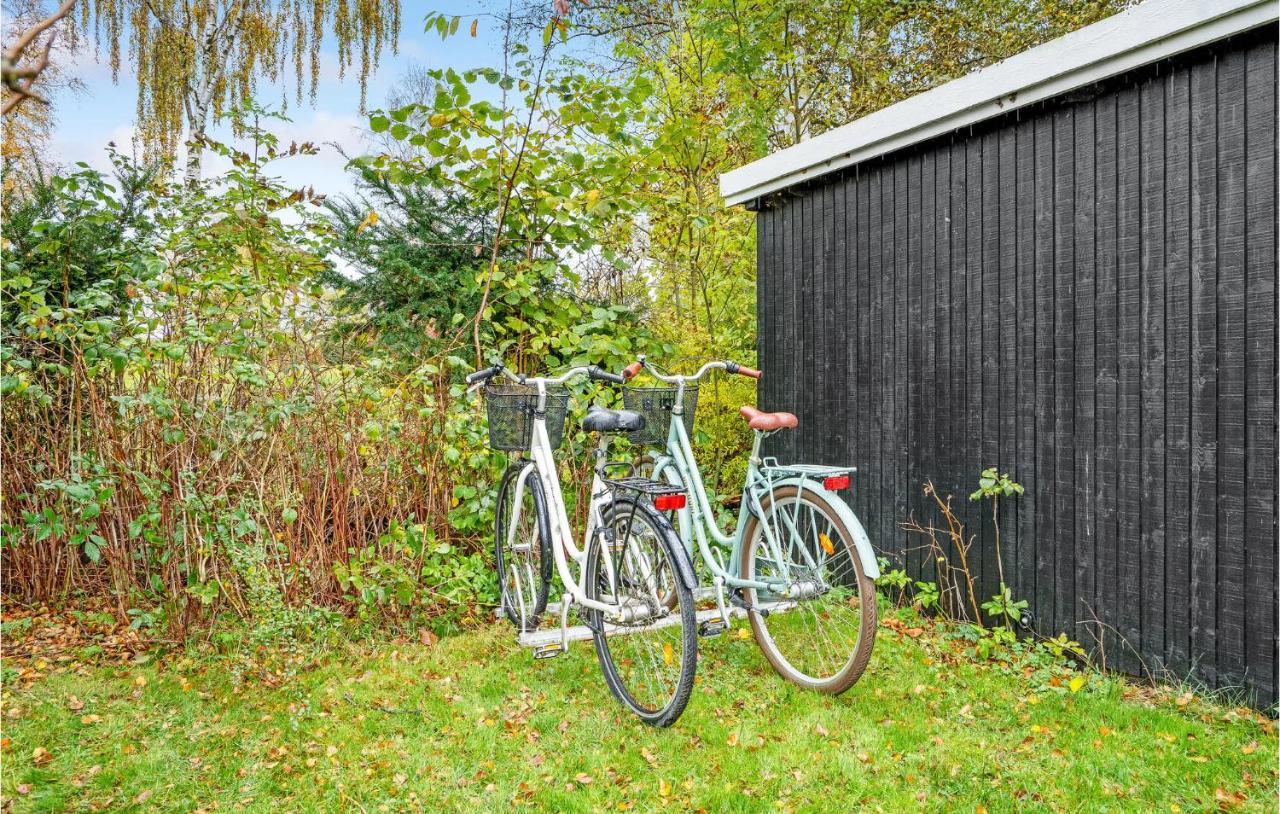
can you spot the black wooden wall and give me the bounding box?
[754,27,1278,705]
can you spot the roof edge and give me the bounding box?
[721,0,1278,206]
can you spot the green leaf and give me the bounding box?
[369,115,390,133]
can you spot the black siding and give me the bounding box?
[754,28,1278,705]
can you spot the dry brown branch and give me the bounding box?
[899,481,985,625]
[1,0,75,116]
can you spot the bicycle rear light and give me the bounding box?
[654,493,687,511]
[823,475,850,491]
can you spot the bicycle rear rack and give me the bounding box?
[601,476,685,496]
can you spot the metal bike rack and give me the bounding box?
[500,587,799,651]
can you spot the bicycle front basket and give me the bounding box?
[483,384,570,451]
[622,386,697,446]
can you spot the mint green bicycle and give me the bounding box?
[621,356,879,693]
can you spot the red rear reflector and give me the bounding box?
[823,475,850,491]
[654,494,687,511]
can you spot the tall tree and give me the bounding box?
[75,0,400,181]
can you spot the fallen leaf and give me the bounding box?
[67,695,84,711]
[575,773,593,785]
[735,628,752,640]
[1068,676,1086,693]
[32,746,52,765]
[16,784,30,795]
[659,778,671,798]
[135,790,151,804]
[814,723,829,737]
[726,732,739,747]
[1241,741,1257,755]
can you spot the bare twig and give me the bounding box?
[1,0,76,115]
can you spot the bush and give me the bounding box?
[0,110,494,636]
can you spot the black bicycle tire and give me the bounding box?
[585,495,698,727]
[494,461,551,632]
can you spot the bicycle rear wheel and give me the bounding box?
[739,485,876,694]
[585,496,697,727]
[494,461,551,632]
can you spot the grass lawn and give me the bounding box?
[2,605,1275,813]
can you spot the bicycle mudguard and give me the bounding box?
[768,477,880,580]
[636,496,700,593]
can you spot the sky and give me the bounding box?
[47,4,523,203]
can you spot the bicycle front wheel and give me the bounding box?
[585,496,697,727]
[739,485,877,694]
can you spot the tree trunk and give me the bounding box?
[183,80,213,184]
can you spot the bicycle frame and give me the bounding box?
[490,370,671,634]
[643,363,880,596]
[502,377,620,618]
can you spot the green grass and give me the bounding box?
[2,608,1275,813]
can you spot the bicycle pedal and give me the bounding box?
[532,644,565,660]
[698,617,728,638]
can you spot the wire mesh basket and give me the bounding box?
[622,386,698,446]
[483,384,570,451]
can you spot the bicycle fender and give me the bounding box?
[771,477,880,580]
[645,501,700,593]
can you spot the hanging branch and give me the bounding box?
[1,0,76,116]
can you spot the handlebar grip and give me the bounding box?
[725,361,762,380]
[466,365,501,385]
[622,361,643,381]
[588,365,626,385]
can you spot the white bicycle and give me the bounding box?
[467,361,699,727]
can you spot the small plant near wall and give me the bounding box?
[891,467,1085,674]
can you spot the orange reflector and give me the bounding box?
[819,533,835,556]
[654,493,687,511]
[823,475,850,491]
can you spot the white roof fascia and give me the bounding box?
[721,0,1278,206]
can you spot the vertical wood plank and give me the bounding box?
[895,161,910,563]
[1188,53,1220,688]
[1163,65,1194,678]
[966,136,986,590]
[1033,114,1059,638]
[998,127,1019,593]
[1073,99,1098,635]
[1015,118,1040,620]
[1053,106,1077,636]
[906,155,924,580]
[920,150,938,582]
[1139,73,1169,674]
[1093,93,1122,665]
[1215,46,1248,691]
[981,129,1002,599]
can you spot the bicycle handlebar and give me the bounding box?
[467,360,627,388]
[628,356,763,384]
[587,365,626,385]
[465,364,503,385]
